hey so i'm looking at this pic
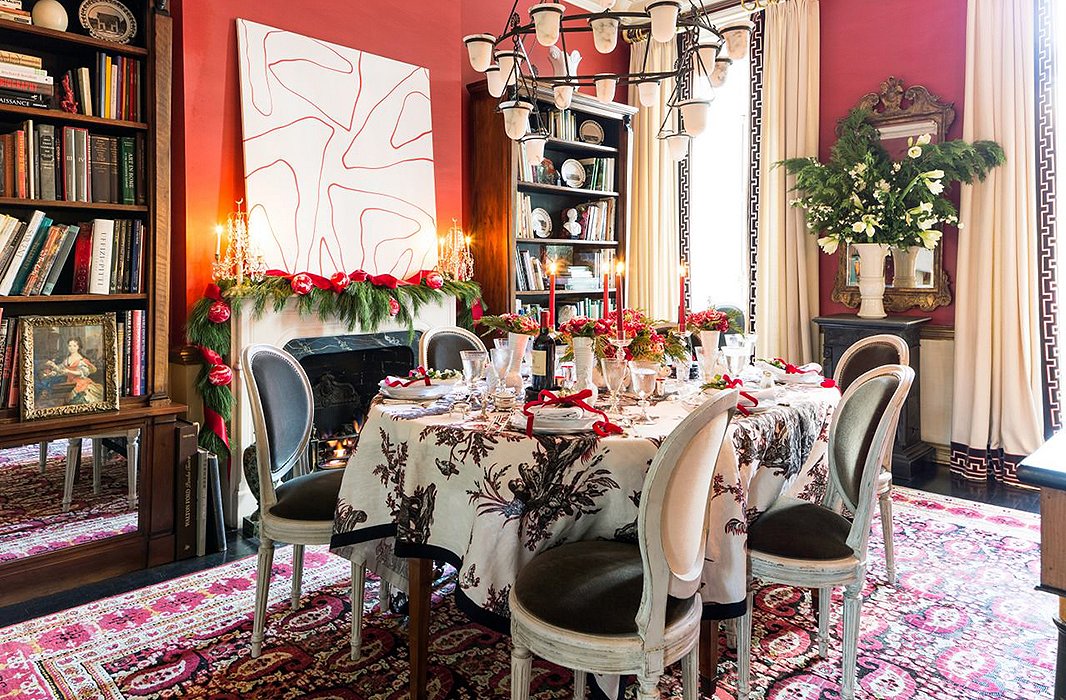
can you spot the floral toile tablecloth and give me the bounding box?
[330,385,839,624]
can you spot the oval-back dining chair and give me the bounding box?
[834,333,909,584]
[418,326,486,371]
[508,389,738,700]
[737,364,914,700]
[242,343,371,660]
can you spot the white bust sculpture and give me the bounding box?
[563,208,582,238]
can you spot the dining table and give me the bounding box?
[330,381,840,699]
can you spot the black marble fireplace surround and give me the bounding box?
[284,332,417,438]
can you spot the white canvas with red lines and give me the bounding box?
[236,19,438,278]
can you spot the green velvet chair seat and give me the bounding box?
[513,540,692,636]
[270,469,344,521]
[747,501,854,560]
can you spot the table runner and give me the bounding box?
[331,386,838,625]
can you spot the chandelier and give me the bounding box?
[438,219,475,281]
[212,199,267,285]
[463,0,753,162]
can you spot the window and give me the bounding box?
[686,42,752,313]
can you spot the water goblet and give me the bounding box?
[490,347,511,391]
[629,360,658,424]
[722,346,749,378]
[601,356,629,417]
[460,350,489,418]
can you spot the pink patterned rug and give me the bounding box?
[0,441,136,563]
[0,488,1054,699]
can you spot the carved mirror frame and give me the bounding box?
[832,76,955,313]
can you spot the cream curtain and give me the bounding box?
[950,0,1044,484]
[753,0,820,363]
[628,38,679,320]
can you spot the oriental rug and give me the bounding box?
[0,487,1053,699]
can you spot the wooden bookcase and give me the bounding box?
[0,2,185,605]
[467,81,636,318]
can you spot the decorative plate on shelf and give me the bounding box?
[579,120,605,145]
[79,0,138,44]
[530,208,553,238]
[561,159,587,189]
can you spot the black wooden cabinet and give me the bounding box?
[814,315,935,480]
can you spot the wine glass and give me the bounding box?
[601,356,629,417]
[460,350,488,418]
[722,346,749,378]
[629,360,658,424]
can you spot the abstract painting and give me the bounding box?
[236,19,437,278]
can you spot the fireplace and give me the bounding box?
[285,333,415,469]
[226,295,455,527]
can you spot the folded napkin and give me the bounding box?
[521,389,623,437]
[739,387,777,409]
[523,405,588,421]
[755,359,825,385]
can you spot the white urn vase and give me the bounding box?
[891,245,921,288]
[506,332,530,391]
[699,330,720,378]
[853,242,890,319]
[571,336,599,404]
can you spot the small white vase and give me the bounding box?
[572,337,598,404]
[699,330,720,378]
[506,332,530,391]
[853,242,890,319]
[32,0,68,30]
[890,246,921,288]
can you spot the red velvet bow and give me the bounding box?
[204,283,223,302]
[721,374,757,416]
[269,269,433,289]
[522,389,623,438]
[384,366,433,388]
[775,358,814,375]
[821,378,839,390]
[266,269,332,289]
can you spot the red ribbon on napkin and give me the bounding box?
[522,389,623,438]
[775,358,815,375]
[721,374,757,416]
[384,366,433,388]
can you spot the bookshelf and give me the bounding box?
[0,2,185,606]
[468,81,636,320]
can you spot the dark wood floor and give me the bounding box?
[0,465,1040,629]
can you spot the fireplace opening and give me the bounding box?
[284,332,417,469]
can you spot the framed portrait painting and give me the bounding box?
[19,314,119,420]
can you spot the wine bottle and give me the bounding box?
[530,310,557,396]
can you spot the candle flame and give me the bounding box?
[549,261,558,274]
[680,262,687,277]
[615,260,625,274]
[215,225,224,235]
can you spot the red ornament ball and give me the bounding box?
[207,300,231,324]
[208,363,233,386]
[388,297,400,316]
[425,271,444,290]
[330,271,350,293]
[290,273,314,295]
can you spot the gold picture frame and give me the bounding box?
[19,314,119,420]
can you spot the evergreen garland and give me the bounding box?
[186,273,481,454]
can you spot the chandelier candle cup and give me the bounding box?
[720,20,755,60]
[664,132,690,162]
[637,80,660,108]
[463,34,496,72]
[589,14,620,54]
[647,0,681,43]
[530,3,565,46]
[692,41,722,81]
[522,132,548,163]
[553,81,576,110]
[500,100,533,141]
[678,100,711,137]
[495,50,522,86]
[485,64,506,98]
[595,74,617,103]
[710,57,732,88]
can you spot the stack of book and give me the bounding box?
[0,121,145,204]
[573,199,616,241]
[0,1,30,25]
[547,109,577,141]
[0,211,146,296]
[516,193,534,239]
[0,48,51,109]
[561,265,599,291]
[578,158,616,192]
[52,53,145,123]
[515,248,546,292]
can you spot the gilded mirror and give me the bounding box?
[832,77,954,313]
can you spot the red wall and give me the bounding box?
[171,1,464,345]
[817,0,967,326]
[170,0,628,346]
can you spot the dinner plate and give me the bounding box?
[379,380,457,401]
[561,159,587,189]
